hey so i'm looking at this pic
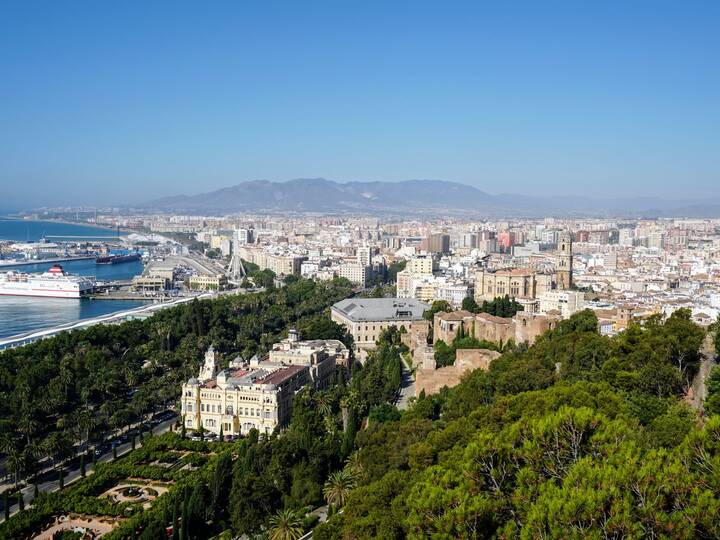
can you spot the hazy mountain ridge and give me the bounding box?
[143,178,720,217]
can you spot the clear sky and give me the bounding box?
[0,1,718,208]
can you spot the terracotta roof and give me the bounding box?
[487,268,536,276]
[256,364,307,385]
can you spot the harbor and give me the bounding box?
[0,293,214,350]
[0,255,96,268]
[0,218,236,340]
[0,219,150,338]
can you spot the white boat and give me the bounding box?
[0,265,94,298]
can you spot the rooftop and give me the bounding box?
[332,297,429,322]
[256,364,307,385]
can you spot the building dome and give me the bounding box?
[187,377,200,386]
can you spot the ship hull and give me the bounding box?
[0,264,95,299]
[0,289,86,299]
[96,254,141,265]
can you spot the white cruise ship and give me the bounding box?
[0,265,95,298]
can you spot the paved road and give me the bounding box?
[396,359,416,411]
[689,334,717,413]
[0,414,178,523]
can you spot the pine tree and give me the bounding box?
[131,436,136,450]
[112,445,117,460]
[33,483,39,499]
[181,420,186,440]
[80,454,86,477]
[17,492,24,512]
[59,467,64,489]
[92,449,97,468]
[3,492,9,520]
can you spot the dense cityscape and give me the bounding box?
[0,210,719,539]
[2,1,719,539]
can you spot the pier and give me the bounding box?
[0,255,96,268]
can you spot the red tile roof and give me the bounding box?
[257,364,307,385]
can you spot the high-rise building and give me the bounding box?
[421,233,450,254]
[555,231,573,290]
[356,246,371,267]
[461,233,478,249]
[235,228,255,245]
[406,255,434,275]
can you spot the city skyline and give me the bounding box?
[1,1,719,208]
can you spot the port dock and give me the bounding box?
[0,256,96,268]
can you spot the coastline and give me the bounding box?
[0,216,135,236]
[0,293,211,350]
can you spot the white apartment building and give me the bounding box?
[356,246,371,267]
[406,255,434,275]
[236,245,306,276]
[336,262,368,287]
[436,281,473,308]
[538,290,586,319]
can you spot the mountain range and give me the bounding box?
[142,178,720,218]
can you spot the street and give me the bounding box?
[396,359,416,411]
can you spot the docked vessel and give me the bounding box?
[0,264,95,298]
[95,253,141,265]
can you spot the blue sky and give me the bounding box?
[0,1,718,208]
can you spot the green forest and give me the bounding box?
[315,308,720,539]
[2,277,719,539]
[0,277,355,498]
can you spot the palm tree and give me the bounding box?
[23,440,43,486]
[267,508,305,540]
[314,393,336,434]
[0,432,15,454]
[6,445,26,489]
[314,393,333,418]
[154,321,172,351]
[76,407,95,447]
[18,414,38,446]
[323,469,355,508]
[123,364,138,388]
[59,354,74,400]
[344,452,366,484]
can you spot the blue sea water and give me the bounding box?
[0,218,121,242]
[0,219,148,340]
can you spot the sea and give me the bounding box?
[0,218,149,340]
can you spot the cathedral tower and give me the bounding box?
[556,231,573,290]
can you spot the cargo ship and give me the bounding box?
[0,264,95,298]
[95,253,142,265]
